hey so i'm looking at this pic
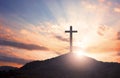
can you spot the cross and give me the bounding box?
[65,26,78,53]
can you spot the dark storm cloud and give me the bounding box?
[55,35,69,42]
[0,39,48,50]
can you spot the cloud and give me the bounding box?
[117,32,120,40]
[0,55,31,64]
[55,35,69,42]
[0,48,31,65]
[0,39,48,50]
[97,25,108,36]
[98,0,105,3]
[97,25,118,40]
[86,40,120,52]
[114,7,120,13]
[0,45,59,67]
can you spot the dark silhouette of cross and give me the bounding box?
[65,26,78,53]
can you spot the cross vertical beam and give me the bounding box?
[65,26,77,53]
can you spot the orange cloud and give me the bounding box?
[0,61,22,68]
[98,0,105,3]
[0,45,58,67]
[86,40,120,53]
[97,25,118,39]
[114,7,120,13]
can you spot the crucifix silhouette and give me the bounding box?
[65,26,78,53]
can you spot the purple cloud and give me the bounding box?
[0,39,48,50]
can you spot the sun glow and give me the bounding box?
[73,49,93,59]
[73,50,87,56]
[66,50,94,70]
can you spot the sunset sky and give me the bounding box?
[0,0,120,67]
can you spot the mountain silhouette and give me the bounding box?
[0,66,18,72]
[1,53,120,78]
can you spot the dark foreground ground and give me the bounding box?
[0,53,120,78]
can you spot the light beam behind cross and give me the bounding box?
[65,26,78,53]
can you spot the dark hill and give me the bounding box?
[0,66,18,72]
[1,53,120,78]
